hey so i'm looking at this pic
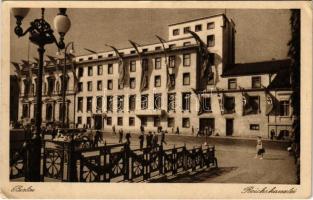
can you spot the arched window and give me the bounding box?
[46,104,53,121]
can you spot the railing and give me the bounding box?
[10,139,218,182]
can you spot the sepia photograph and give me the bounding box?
[1,1,312,199]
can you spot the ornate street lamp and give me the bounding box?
[56,42,75,129]
[12,8,71,181]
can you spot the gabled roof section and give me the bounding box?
[222,59,291,77]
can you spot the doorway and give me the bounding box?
[226,118,234,136]
[199,118,215,135]
[94,115,103,130]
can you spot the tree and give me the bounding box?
[288,9,300,184]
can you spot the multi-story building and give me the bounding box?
[17,59,77,127]
[15,13,293,138]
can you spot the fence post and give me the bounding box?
[41,140,46,181]
[172,145,177,175]
[123,143,130,181]
[192,147,196,172]
[67,140,78,182]
[183,143,187,171]
[158,144,163,175]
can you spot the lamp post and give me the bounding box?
[57,42,74,129]
[12,8,71,181]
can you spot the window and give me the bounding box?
[252,76,261,88]
[169,74,175,87]
[201,96,212,112]
[173,29,180,36]
[155,46,161,51]
[195,24,202,32]
[250,96,260,114]
[87,97,92,112]
[108,80,113,90]
[141,117,147,127]
[250,124,260,130]
[155,57,161,69]
[279,101,290,116]
[87,117,91,128]
[77,117,82,124]
[96,96,102,111]
[97,80,102,91]
[129,117,135,126]
[228,79,237,89]
[130,50,136,54]
[108,63,113,74]
[183,42,191,46]
[77,97,83,112]
[142,48,148,53]
[77,82,83,92]
[97,65,103,75]
[22,104,29,118]
[224,96,235,113]
[207,22,215,29]
[118,82,124,90]
[183,27,190,34]
[154,93,162,110]
[168,118,175,127]
[182,118,190,128]
[60,75,68,92]
[155,75,161,87]
[130,60,136,72]
[58,103,65,121]
[47,77,55,96]
[207,35,215,47]
[98,55,103,59]
[106,117,112,125]
[107,96,113,112]
[130,78,136,89]
[88,57,93,60]
[169,44,176,49]
[79,58,84,62]
[87,81,92,91]
[183,54,191,66]
[183,73,190,85]
[154,117,160,127]
[88,66,93,76]
[169,56,176,68]
[141,94,148,110]
[129,95,136,111]
[78,67,84,77]
[108,53,113,57]
[168,93,176,112]
[182,93,191,111]
[117,96,124,112]
[117,117,123,126]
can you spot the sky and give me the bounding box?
[10,8,291,74]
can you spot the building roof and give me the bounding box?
[222,59,291,77]
[168,13,226,27]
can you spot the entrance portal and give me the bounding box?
[94,115,103,130]
[199,118,215,135]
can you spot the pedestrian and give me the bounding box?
[125,133,131,146]
[160,131,167,146]
[146,131,152,148]
[196,128,200,137]
[176,126,180,135]
[112,125,116,135]
[270,129,275,140]
[172,127,174,134]
[191,126,194,135]
[153,132,159,148]
[255,136,265,159]
[93,130,102,147]
[118,129,123,143]
[139,132,144,150]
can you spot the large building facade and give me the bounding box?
[15,13,293,138]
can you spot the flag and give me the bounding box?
[191,88,203,115]
[186,30,213,90]
[240,87,253,115]
[216,88,225,114]
[106,44,126,86]
[129,40,148,91]
[156,35,173,89]
[262,85,277,115]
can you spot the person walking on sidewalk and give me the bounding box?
[139,132,144,150]
[125,132,131,146]
[160,131,167,146]
[118,129,123,143]
[146,131,152,148]
[255,136,265,159]
[112,125,116,135]
[176,126,180,135]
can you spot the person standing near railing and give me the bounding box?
[118,129,123,143]
[160,131,167,146]
[139,132,144,150]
